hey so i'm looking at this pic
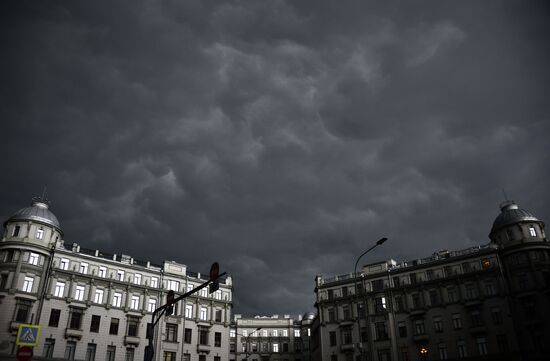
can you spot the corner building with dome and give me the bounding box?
[0,198,234,361]
[314,200,550,361]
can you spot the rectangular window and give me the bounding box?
[465,284,478,299]
[476,337,488,355]
[80,262,89,274]
[130,295,140,310]
[15,300,32,322]
[429,289,440,306]
[134,273,141,285]
[398,322,407,337]
[272,330,278,337]
[200,307,208,320]
[94,289,104,304]
[163,352,176,361]
[394,296,404,312]
[199,329,209,345]
[438,343,448,360]
[491,307,503,324]
[151,277,158,288]
[64,341,76,360]
[75,285,85,301]
[125,348,134,361]
[48,309,61,327]
[36,228,44,239]
[29,252,39,265]
[272,343,279,353]
[106,346,116,361]
[69,309,83,330]
[282,329,288,337]
[529,227,537,237]
[375,322,388,340]
[117,270,125,281]
[60,258,70,270]
[185,304,193,318]
[85,343,96,361]
[54,282,65,297]
[411,293,422,309]
[184,328,192,343]
[215,332,222,347]
[13,225,21,237]
[0,274,8,290]
[90,315,101,333]
[166,323,178,342]
[447,287,457,302]
[457,340,467,358]
[414,320,425,335]
[329,331,337,346]
[433,316,443,332]
[43,338,55,358]
[374,297,387,313]
[110,318,119,335]
[484,281,496,296]
[215,309,222,322]
[22,276,34,293]
[127,317,139,337]
[148,299,157,313]
[471,310,482,327]
[294,329,300,337]
[168,280,180,291]
[341,329,352,345]
[98,266,107,278]
[497,334,508,352]
[452,313,462,330]
[113,292,122,307]
[371,279,384,291]
[328,308,336,322]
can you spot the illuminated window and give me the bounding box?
[29,253,39,266]
[130,296,140,310]
[167,280,179,292]
[113,292,122,307]
[60,258,70,270]
[272,343,279,353]
[98,267,107,278]
[200,307,207,320]
[36,228,44,239]
[134,274,141,285]
[148,299,157,312]
[22,276,34,292]
[151,277,158,288]
[117,270,125,282]
[529,227,537,237]
[54,282,65,297]
[75,285,85,301]
[80,263,89,274]
[94,289,104,304]
[185,304,193,318]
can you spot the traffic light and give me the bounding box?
[209,279,219,294]
[166,290,175,316]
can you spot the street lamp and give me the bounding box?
[240,327,262,361]
[354,237,388,361]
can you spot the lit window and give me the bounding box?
[36,228,44,239]
[242,330,248,337]
[168,280,179,292]
[29,253,39,266]
[262,329,268,337]
[294,329,300,337]
[272,343,279,353]
[529,227,537,237]
[54,282,65,297]
[80,263,89,274]
[94,289,104,304]
[113,292,122,307]
[230,329,236,338]
[60,258,70,270]
[282,329,288,337]
[130,296,140,310]
[200,307,208,320]
[272,330,278,337]
[117,270,125,282]
[185,305,193,318]
[22,276,34,292]
[151,277,158,288]
[75,286,85,301]
[98,267,107,278]
[215,290,222,300]
[134,274,141,285]
[200,288,207,297]
[148,299,157,312]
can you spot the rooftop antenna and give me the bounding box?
[501,188,509,201]
[41,186,48,201]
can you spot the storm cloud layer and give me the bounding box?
[1,0,549,316]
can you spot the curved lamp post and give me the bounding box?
[354,237,388,361]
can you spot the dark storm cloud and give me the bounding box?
[1,0,549,316]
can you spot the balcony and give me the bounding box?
[340,344,355,352]
[124,335,140,345]
[469,325,487,334]
[197,344,210,353]
[65,328,83,339]
[413,333,429,342]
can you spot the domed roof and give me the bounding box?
[490,200,540,234]
[5,198,61,230]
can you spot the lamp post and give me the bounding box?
[241,327,262,361]
[354,237,388,361]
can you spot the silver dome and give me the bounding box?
[5,199,61,230]
[490,200,540,233]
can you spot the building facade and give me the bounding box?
[0,198,233,361]
[230,313,319,361]
[314,200,550,361]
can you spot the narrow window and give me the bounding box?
[148,299,157,313]
[90,315,101,332]
[29,253,39,266]
[94,289,104,304]
[22,276,34,292]
[134,273,141,285]
[151,277,158,288]
[75,285,85,301]
[48,309,61,327]
[117,270,125,281]
[130,296,140,310]
[54,281,65,297]
[109,318,119,335]
[13,225,21,237]
[98,266,107,278]
[166,323,178,342]
[60,258,70,270]
[529,226,537,237]
[113,292,122,307]
[36,228,44,239]
[79,263,88,274]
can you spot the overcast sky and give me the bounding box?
[1,0,549,317]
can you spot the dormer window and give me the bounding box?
[13,225,20,237]
[529,226,537,237]
[36,228,44,239]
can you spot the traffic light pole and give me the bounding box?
[144,271,227,361]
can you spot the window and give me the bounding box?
[106,346,116,361]
[429,289,440,306]
[85,343,96,361]
[465,284,478,299]
[185,304,193,318]
[491,307,503,325]
[452,313,462,329]
[414,320,425,335]
[484,281,496,296]
[80,262,89,274]
[22,276,34,292]
[148,299,157,312]
[457,340,467,358]
[497,334,508,352]
[409,273,417,284]
[48,309,61,327]
[476,337,488,355]
[168,280,180,291]
[262,329,268,337]
[65,341,76,360]
[113,292,122,307]
[69,309,83,329]
[127,317,139,337]
[438,343,448,360]
[529,226,537,237]
[36,228,44,239]
[134,273,141,285]
[13,225,21,237]
[341,328,352,345]
[294,329,300,337]
[163,352,176,361]
[184,328,192,343]
[166,323,178,342]
[427,269,435,280]
[94,289,104,304]
[0,274,8,290]
[393,276,401,287]
[394,296,404,311]
[98,266,107,278]
[282,329,288,337]
[433,316,443,332]
[110,318,119,335]
[117,270,125,281]
[75,285,85,301]
[471,310,482,327]
[60,258,70,270]
[29,253,39,266]
[151,277,158,288]
[125,348,134,361]
[15,300,32,322]
[374,297,387,313]
[411,293,422,309]
[130,296,140,310]
[54,281,65,297]
[200,307,208,320]
[43,339,55,358]
[372,279,384,291]
[272,343,279,353]
[199,329,209,345]
[146,323,153,339]
[215,332,222,347]
[447,287,457,302]
[328,308,336,322]
[375,322,388,340]
[398,322,407,337]
[329,331,337,346]
[272,330,278,337]
[215,309,222,322]
[90,315,101,332]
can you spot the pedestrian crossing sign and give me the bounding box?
[16,324,41,346]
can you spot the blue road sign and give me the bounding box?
[16,324,41,346]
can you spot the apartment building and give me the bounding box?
[0,197,233,361]
[314,200,550,361]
